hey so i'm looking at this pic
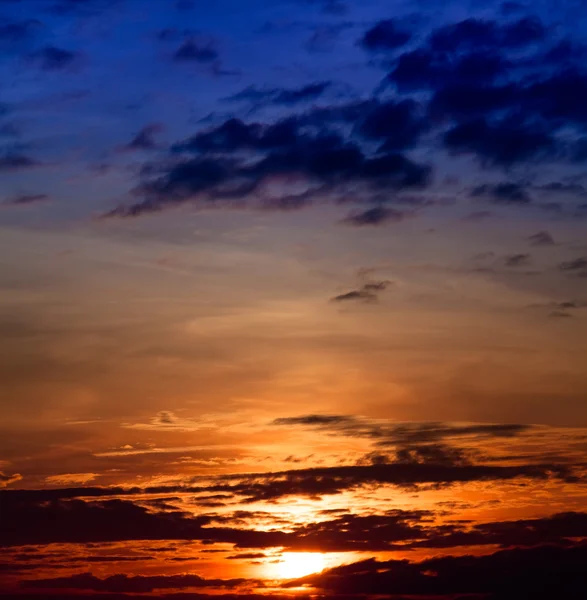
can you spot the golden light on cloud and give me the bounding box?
[276,552,326,579]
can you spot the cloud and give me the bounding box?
[528,231,556,246]
[549,310,573,318]
[22,572,250,592]
[226,552,267,560]
[330,279,393,302]
[390,49,510,91]
[0,153,42,172]
[443,117,555,167]
[292,541,587,597]
[0,18,41,46]
[462,210,493,221]
[342,206,407,226]
[428,17,545,55]
[471,182,532,204]
[3,193,49,205]
[273,415,353,427]
[0,471,22,488]
[359,19,412,52]
[539,182,587,196]
[559,257,587,272]
[104,111,432,218]
[504,253,530,267]
[45,473,98,485]
[3,487,584,553]
[1,460,575,547]
[356,99,426,151]
[30,46,80,70]
[119,124,163,152]
[173,39,218,63]
[224,82,332,106]
[272,414,531,444]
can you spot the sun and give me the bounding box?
[276,552,326,579]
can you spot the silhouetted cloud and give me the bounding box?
[559,257,587,272]
[331,279,392,302]
[173,39,218,62]
[504,253,530,267]
[471,182,532,204]
[119,124,163,152]
[359,19,412,52]
[3,193,49,205]
[528,231,555,246]
[224,82,332,106]
[0,153,41,171]
[444,118,554,167]
[226,552,267,560]
[30,46,79,70]
[292,541,587,598]
[23,573,250,592]
[342,206,406,226]
[104,114,432,217]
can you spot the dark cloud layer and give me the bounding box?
[95,6,587,221]
[23,573,249,593]
[2,487,585,553]
[293,542,587,599]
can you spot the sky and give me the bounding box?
[0,0,586,598]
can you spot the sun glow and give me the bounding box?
[277,552,326,579]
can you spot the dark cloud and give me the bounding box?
[213,462,571,504]
[106,112,432,217]
[525,70,587,126]
[273,415,353,427]
[471,182,532,204]
[549,310,573,318]
[528,231,556,246]
[342,206,407,226]
[2,492,582,555]
[356,99,426,151]
[273,414,532,446]
[539,182,587,196]
[390,49,510,91]
[224,82,332,106]
[504,253,530,267]
[3,594,299,600]
[443,117,555,167]
[294,541,587,598]
[30,46,79,70]
[0,18,41,45]
[301,0,348,16]
[1,456,574,548]
[462,210,493,221]
[22,573,249,592]
[559,257,587,272]
[173,39,218,63]
[119,124,163,152]
[429,17,545,54]
[3,193,49,205]
[429,82,517,119]
[359,19,412,52]
[0,153,41,171]
[330,279,393,302]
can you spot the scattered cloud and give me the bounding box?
[0,471,22,488]
[3,193,49,206]
[331,279,393,302]
[528,231,556,246]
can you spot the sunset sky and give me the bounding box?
[1,0,586,598]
